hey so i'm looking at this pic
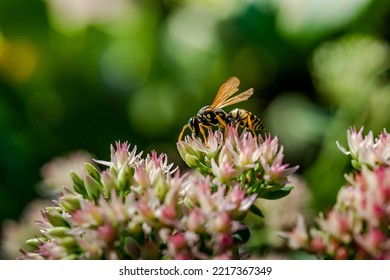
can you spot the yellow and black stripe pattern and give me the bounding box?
[228,108,264,132]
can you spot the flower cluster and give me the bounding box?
[18,126,298,260]
[337,127,390,170]
[177,126,298,200]
[284,127,390,259]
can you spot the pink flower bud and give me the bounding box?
[160,205,176,224]
[168,232,188,254]
[187,208,204,232]
[310,237,326,253]
[98,224,116,244]
[335,247,348,260]
[212,212,231,234]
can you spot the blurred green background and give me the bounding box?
[0,0,389,255]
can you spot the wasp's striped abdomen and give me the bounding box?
[228,108,264,131]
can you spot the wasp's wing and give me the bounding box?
[217,88,253,109]
[209,77,240,109]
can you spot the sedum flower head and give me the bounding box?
[177,126,299,200]
[285,127,390,259]
[18,125,298,260]
[337,126,390,170]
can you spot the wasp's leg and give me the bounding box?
[198,123,210,144]
[178,124,189,141]
[215,114,229,141]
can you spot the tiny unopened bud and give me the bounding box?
[169,232,187,252]
[84,173,102,201]
[46,226,70,238]
[71,171,88,198]
[85,163,101,182]
[59,194,81,212]
[26,237,46,249]
[187,208,204,232]
[59,236,77,250]
[44,207,69,227]
[184,154,200,169]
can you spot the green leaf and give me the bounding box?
[351,159,361,170]
[249,204,265,218]
[197,162,212,175]
[85,162,101,182]
[84,174,103,202]
[70,171,88,198]
[261,186,294,200]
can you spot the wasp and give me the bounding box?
[178,76,264,142]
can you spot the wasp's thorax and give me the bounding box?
[196,106,229,126]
